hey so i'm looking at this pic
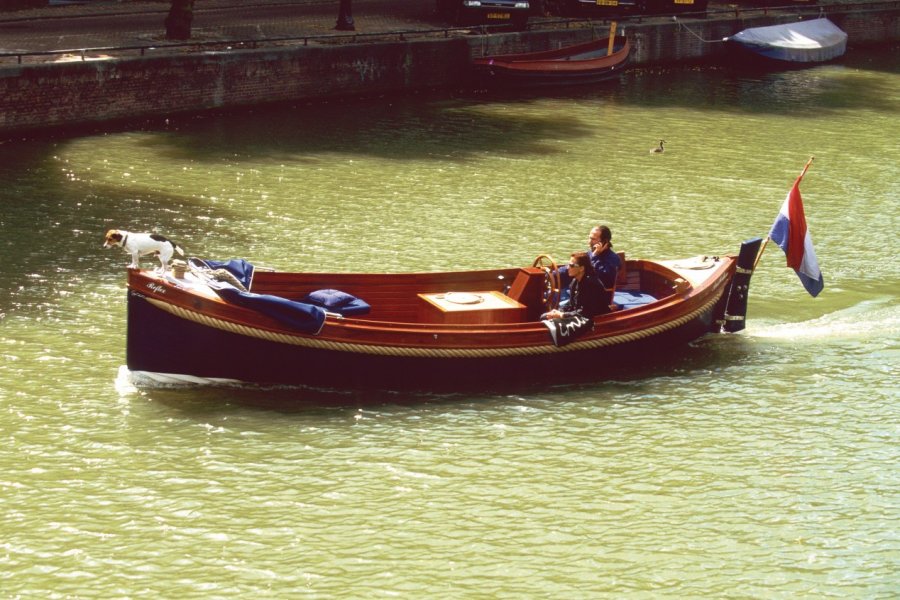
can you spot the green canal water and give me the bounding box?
[1,48,898,596]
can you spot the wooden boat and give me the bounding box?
[122,239,762,391]
[726,18,848,65]
[472,35,631,87]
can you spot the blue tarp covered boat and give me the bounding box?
[726,18,848,64]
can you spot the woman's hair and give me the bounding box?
[571,251,596,277]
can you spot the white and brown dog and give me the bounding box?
[103,229,185,273]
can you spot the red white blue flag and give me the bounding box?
[768,169,824,297]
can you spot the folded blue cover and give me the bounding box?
[191,258,255,289]
[212,285,326,334]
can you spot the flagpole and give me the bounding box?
[752,156,814,272]
[753,237,769,271]
[799,155,814,179]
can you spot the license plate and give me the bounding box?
[486,12,511,19]
[596,0,618,6]
[674,0,694,3]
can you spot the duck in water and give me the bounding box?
[651,140,666,154]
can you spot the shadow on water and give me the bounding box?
[0,89,597,167]
[134,95,596,163]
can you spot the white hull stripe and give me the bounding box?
[144,296,720,359]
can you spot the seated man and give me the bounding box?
[559,224,621,306]
[588,224,621,294]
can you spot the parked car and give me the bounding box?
[436,0,531,29]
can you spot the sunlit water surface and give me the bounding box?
[1,48,898,597]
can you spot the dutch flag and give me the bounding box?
[769,169,824,297]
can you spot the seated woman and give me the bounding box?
[543,251,610,321]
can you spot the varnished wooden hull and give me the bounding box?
[123,246,760,391]
[127,288,718,390]
[472,36,631,87]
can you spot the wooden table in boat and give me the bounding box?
[417,291,526,325]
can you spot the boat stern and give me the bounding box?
[717,237,763,333]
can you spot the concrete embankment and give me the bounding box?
[0,7,897,136]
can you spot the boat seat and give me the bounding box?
[607,252,627,312]
[614,252,627,288]
[302,288,371,317]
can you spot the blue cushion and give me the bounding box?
[304,288,357,309]
[337,298,371,316]
[613,291,657,311]
[303,289,370,316]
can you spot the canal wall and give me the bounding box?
[0,7,897,136]
[0,39,473,135]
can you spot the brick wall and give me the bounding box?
[0,38,473,134]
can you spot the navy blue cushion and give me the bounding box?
[304,288,357,309]
[337,298,371,316]
[303,289,371,316]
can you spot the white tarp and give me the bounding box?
[729,18,848,63]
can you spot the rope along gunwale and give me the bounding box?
[144,294,721,359]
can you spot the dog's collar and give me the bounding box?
[122,233,129,247]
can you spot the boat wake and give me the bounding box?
[116,365,244,393]
[113,365,494,409]
[748,298,900,340]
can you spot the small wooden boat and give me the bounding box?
[726,18,848,65]
[122,239,762,391]
[472,34,631,87]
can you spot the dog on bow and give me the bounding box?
[103,229,185,274]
